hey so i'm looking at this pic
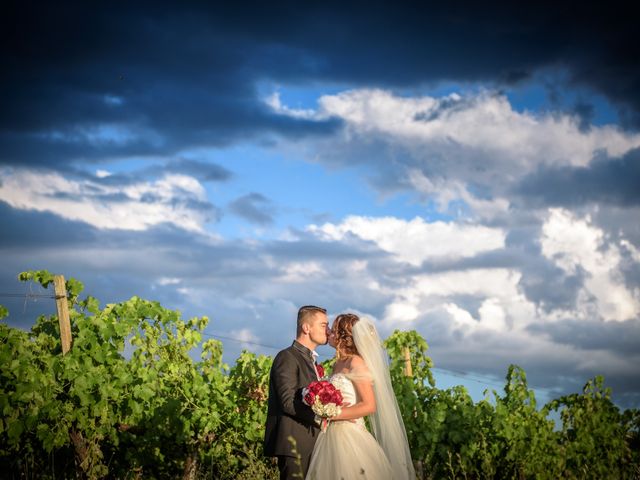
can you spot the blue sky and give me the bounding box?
[1,1,639,408]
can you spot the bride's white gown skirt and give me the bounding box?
[306,420,394,480]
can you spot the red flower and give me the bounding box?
[315,363,325,378]
[309,382,324,394]
[302,380,344,410]
[304,391,316,405]
[319,391,333,403]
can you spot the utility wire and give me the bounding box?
[0,293,59,299]
[201,331,288,352]
[0,294,554,392]
[202,330,551,391]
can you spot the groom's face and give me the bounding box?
[308,312,329,346]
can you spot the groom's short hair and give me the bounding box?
[296,305,327,335]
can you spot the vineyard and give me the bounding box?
[1,270,639,479]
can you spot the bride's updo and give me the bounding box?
[334,313,360,359]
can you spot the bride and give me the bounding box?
[305,313,415,480]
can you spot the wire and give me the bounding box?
[0,293,59,299]
[201,331,286,351]
[432,367,507,390]
[0,295,553,392]
[201,331,336,359]
[201,330,552,391]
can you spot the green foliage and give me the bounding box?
[1,271,277,479]
[1,271,638,479]
[383,330,639,480]
[546,376,639,479]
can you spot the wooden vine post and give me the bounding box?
[54,275,89,476]
[403,347,412,377]
[402,347,422,478]
[53,275,72,355]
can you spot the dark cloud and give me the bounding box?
[0,200,98,247]
[164,159,231,182]
[228,193,274,225]
[571,101,595,133]
[528,318,640,356]
[591,206,640,247]
[0,1,341,166]
[515,148,640,207]
[414,95,474,122]
[63,158,231,188]
[424,315,640,409]
[1,1,639,408]
[1,200,638,406]
[2,1,639,167]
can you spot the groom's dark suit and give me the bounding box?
[264,340,320,479]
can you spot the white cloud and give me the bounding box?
[309,215,505,266]
[264,91,319,120]
[541,208,640,321]
[229,328,261,350]
[280,261,327,282]
[405,173,511,219]
[478,297,508,331]
[5,85,640,403]
[443,302,476,329]
[381,268,535,329]
[621,239,640,263]
[0,168,212,232]
[273,89,640,219]
[315,89,640,169]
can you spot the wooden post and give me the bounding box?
[403,347,412,377]
[53,275,72,355]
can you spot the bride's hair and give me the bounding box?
[333,313,360,359]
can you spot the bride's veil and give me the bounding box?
[352,317,415,479]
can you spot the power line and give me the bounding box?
[201,331,335,359]
[432,367,507,390]
[0,293,60,299]
[0,298,554,393]
[201,331,287,352]
[202,330,552,391]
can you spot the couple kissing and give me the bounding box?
[264,305,415,480]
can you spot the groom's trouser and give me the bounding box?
[277,454,310,480]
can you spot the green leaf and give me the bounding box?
[7,419,23,443]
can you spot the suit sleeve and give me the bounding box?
[272,350,316,424]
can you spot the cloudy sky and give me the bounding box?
[1,2,639,407]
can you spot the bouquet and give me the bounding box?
[302,380,343,419]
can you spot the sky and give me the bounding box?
[1,1,639,408]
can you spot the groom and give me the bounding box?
[264,305,328,480]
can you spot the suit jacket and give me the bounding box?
[264,341,320,458]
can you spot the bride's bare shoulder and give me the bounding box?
[349,355,366,368]
[348,355,371,377]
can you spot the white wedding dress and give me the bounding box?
[305,372,394,480]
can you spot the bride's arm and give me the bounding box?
[331,356,375,421]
